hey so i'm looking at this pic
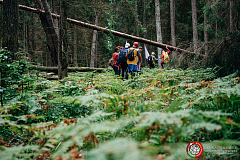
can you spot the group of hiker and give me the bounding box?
[148,47,170,69]
[108,42,170,80]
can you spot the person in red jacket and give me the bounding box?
[160,47,170,69]
[112,47,120,75]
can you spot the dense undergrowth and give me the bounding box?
[1,66,240,159]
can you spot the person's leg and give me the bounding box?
[122,64,128,80]
[161,61,164,69]
[132,65,139,77]
[114,65,119,75]
[125,70,129,79]
[119,65,124,78]
[128,64,134,78]
[150,64,154,69]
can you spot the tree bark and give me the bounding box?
[191,0,198,54]
[2,0,19,57]
[58,0,68,79]
[33,0,59,66]
[204,0,208,55]
[135,1,139,37]
[41,0,59,65]
[170,0,176,47]
[52,0,59,36]
[73,21,78,67]
[230,0,233,32]
[31,13,35,60]
[90,12,99,69]
[0,5,2,45]
[155,0,163,68]
[142,0,147,66]
[23,12,26,53]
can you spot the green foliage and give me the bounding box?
[0,48,32,106]
[1,68,240,159]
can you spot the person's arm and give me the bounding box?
[160,54,164,59]
[153,56,158,61]
[137,53,142,61]
[137,50,142,61]
[166,47,170,54]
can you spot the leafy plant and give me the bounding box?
[1,68,240,159]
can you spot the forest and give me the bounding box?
[0,0,240,159]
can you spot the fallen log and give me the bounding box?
[0,0,195,55]
[29,65,109,73]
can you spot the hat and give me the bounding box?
[125,43,130,48]
[151,52,155,55]
[117,46,121,48]
[133,42,138,47]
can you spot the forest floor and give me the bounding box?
[1,68,240,160]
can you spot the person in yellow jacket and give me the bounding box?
[125,42,142,77]
[148,52,159,69]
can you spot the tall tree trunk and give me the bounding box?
[143,0,147,66]
[2,0,19,57]
[170,0,176,47]
[73,22,78,67]
[204,0,208,55]
[155,0,163,68]
[34,0,59,66]
[23,12,26,53]
[191,0,198,54]
[135,1,139,37]
[26,16,30,54]
[31,12,35,61]
[90,12,99,69]
[0,5,2,45]
[52,0,59,36]
[42,0,59,65]
[58,0,68,79]
[230,0,233,32]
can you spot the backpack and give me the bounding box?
[147,55,153,64]
[108,53,117,67]
[119,49,128,65]
[127,48,135,61]
[108,57,115,67]
[163,53,170,63]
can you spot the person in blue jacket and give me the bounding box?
[118,43,130,80]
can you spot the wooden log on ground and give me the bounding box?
[0,0,195,55]
[29,65,109,73]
